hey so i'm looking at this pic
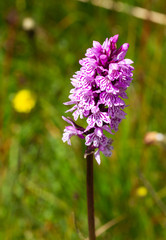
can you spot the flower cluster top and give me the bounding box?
[62,35,134,164]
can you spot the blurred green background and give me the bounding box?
[0,0,166,239]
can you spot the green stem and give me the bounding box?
[86,153,96,240]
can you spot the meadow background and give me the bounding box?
[0,0,166,239]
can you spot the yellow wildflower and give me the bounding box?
[136,186,147,197]
[12,89,36,113]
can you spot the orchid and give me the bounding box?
[62,35,134,164]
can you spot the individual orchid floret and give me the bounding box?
[62,35,134,164]
[62,116,85,145]
[85,128,113,164]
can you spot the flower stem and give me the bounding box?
[86,153,96,240]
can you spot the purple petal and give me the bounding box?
[93,40,102,49]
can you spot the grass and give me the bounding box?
[0,0,166,239]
